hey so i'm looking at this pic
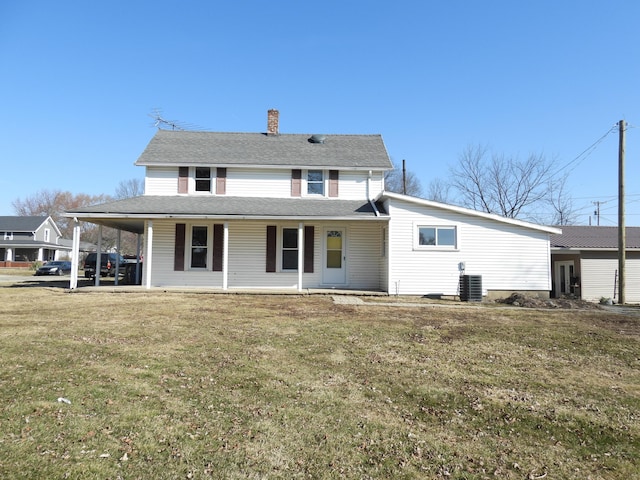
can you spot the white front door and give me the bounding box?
[554,260,574,298]
[322,228,346,285]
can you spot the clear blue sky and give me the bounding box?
[1,1,638,225]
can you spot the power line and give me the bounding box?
[552,124,617,177]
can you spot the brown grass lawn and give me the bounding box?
[0,287,638,479]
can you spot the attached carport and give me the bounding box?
[65,213,145,290]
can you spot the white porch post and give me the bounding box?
[298,222,304,292]
[222,222,229,291]
[95,226,102,286]
[69,220,81,290]
[135,233,142,285]
[37,248,43,262]
[145,221,153,289]
[115,230,121,286]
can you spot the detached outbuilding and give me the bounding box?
[550,225,640,303]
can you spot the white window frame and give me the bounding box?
[195,167,212,193]
[414,224,458,250]
[280,226,299,271]
[44,228,50,243]
[305,169,325,196]
[188,224,211,270]
[4,231,13,240]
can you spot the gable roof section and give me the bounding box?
[135,130,393,170]
[66,196,388,233]
[380,191,561,234]
[550,225,640,250]
[0,216,49,232]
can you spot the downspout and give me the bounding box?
[367,170,380,217]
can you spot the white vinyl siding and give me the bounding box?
[145,167,178,195]
[385,199,552,296]
[143,219,385,290]
[225,169,291,198]
[580,252,640,303]
[346,222,385,290]
[143,166,385,199]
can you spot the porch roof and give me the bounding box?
[65,196,388,233]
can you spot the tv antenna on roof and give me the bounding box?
[148,109,208,131]
[149,109,186,130]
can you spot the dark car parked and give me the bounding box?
[34,260,72,276]
[83,253,128,278]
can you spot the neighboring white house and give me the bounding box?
[550,226,640,304]
[65,110,560,297]
[0,216,71,265]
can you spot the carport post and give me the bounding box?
[95,226,102,287]
[69,219,81,289]
[115,230,121,286]
[144,221,153,289]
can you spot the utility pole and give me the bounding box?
[402,159,407,195]
[593,201,601,226]
[618,120,626,304]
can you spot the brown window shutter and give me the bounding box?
[212,224,223,271]
[266,225,277,272]
[174,223,186,271]
[329,170,339,197]
[304,225,314,273]
[291,169,301,197]
[216,168,227,195]
[178,167,189,194]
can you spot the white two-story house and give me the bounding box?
[66,110,560,297]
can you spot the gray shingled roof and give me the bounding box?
[550,226,640,249]
[67,195,387,223]
[0,216,48,232]
[135,130,393,169]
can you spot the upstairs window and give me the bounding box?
[3,231,13,240]
[195,167,212,192]
[44,229,50,243]
[307,170,324,195]
[416,226,457,249]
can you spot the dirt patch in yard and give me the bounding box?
[495,292,602,310]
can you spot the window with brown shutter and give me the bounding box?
[329,170,339,197]
[178,167,188,194]
[291,169,301,197]
[266,225,277,272]
[304,225,314,273]
[213,224,223,271]
[216,168,226,195]
[174,223,186,271]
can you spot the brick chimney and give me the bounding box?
[267,109,279,135]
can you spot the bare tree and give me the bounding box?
[12,181,144,254]
[449,145,555,220]
[425,177,451,204]
[12,190,111,240]
[384,160,423,197]
[547,174,578,225]
[115,178,144,199]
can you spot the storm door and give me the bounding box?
[322,228,346,285]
